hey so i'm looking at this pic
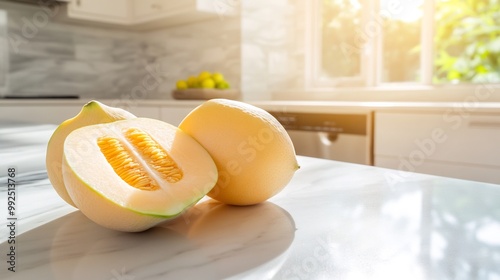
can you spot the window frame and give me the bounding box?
[305,0,500,95]
[305,0,369,88]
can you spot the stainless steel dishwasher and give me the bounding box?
[267,111,374,165]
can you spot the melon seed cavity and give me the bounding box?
[97,137,160,191]
[97,128,183,190]
[124,128,183,183]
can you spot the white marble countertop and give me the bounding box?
[1,123,500,279]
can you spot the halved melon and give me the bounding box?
[62,118,218,232]
[46,100,136,207]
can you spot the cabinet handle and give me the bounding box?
[319,132,338,145]
[468,121,500,128]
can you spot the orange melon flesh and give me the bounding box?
[62,118,218,232]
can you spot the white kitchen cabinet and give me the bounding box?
[112,104,161,119]
[132,0,212,28]
[133,0,188,21]
[160,106,197,126]
[374,111,500,184]
[133,0,168,19]
[67,0,131,25]
[0,105,84,125]
[62,0,227,29]
[0,103,160,125]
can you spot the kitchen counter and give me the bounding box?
[3,98,500,113]
[2,99,500,128]
[1,123,500,280]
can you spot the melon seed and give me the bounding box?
[97,136,159,191]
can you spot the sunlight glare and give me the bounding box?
[381,0,424,22]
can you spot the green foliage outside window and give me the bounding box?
[435,0,500,83]
[322,0,500,84]
[321,0,362,78]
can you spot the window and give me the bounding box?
[307,0,500,89]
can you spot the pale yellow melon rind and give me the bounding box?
[62,118,218,232]
[62,159,179,232]
[46,100,136,207]
[179,99,299,206]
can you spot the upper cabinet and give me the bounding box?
[132,0,185,21]
[67,0,131,25]
[62,0,237,29]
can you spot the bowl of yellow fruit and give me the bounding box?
[172,71,240,100]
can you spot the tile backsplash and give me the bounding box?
[0,1,303,101]
[0,1,240,100]
[241,0,305,101]
[0,9,7,93]
[143,17,241,99]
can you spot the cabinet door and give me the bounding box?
[114,105,161,119]
[160,106,197,126]
[0,105,83,125]
[132,0,195,22]
[374,111,500,183]
[0,104,161,124]
[68,0,131,23]
[133,0,167,18]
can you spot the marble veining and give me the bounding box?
[1,122,500,279]
[0,1,240,100]
[241,0,306,101]
[0,1,309,101]
[0,9,7,92]
[0,0,307,102]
